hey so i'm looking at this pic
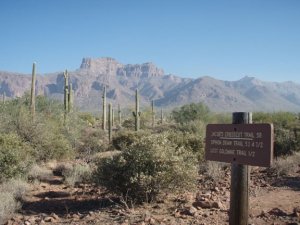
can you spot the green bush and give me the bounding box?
[78,112,96,126]
[172,102,210,124]
[77,128,108,157]
[165,130,205,161]
[0,178,28,224]
[63,163,92,186]
[1,98,74,162]
[253,112,300,156]
[112,130,150,150]
[270,152,300,176]
[176,120,205,134]
[121,118,134,129]
[0,133,33,182]
[274,127,296,157]
[94,133,198,203]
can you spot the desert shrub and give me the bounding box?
[253,111,296,127]
[78,112,96,126]
[121,109,155,130]
[52,162,73,177]
[0,97,74,162]
[37,132,73,161]
[176,120,205,134]
[27,164,53,182]
[140,107,155,128]
[52,162,92,186]
[63,164,92,186]
[270,152,300,176]
[77,128,108,157]
[274,127,297,156]
[0,179,29,202]
[200,161,227,183]
[151,122,177,133]
[0,192,18,224]
[172,102,210,124]
[0,133,33,182]
[94,133,198,203]
[0,178,28,224]
[165,130,205,161]
[121,118,135,129]
[208,112,231,124]
[112,130,150,150]
[253,112,300,156]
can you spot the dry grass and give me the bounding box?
[52,162,92,187]
[27,164,53,182]
[52,162,73,177]
[0,192,17,224]
[0,179,29,224]
[64,163,92,187]
[200,161,228,183]
[271,152,300,176]
[91,150,122,161]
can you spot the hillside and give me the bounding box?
[1,57,300,112]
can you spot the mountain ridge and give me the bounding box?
[1,57,300,112]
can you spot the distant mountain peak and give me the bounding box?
[79,57,164,78]
[238,76,263,86]
[80,57,121,70]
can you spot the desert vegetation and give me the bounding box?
[1,81,300,224]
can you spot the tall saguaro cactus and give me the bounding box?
[160,108,163,124]
[63,70,69,113]
[30,62,36,118]
[2,93,6,104]
[108,103,112,142]
[63,70,69,123]
[68,83,73,112]
[151,100,155,127]
[112,107,114,127]
[118,104,122,126]
[132,89,141,131]
[102,86,107,130]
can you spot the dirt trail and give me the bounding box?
[5,167,300,225]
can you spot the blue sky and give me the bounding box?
[0,0,299,82]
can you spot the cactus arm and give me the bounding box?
[30,62,36,118]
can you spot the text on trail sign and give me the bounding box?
[205,123,274,167]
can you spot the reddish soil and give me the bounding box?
[5,166,300,225]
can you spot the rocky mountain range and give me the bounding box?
[1,57,300,113]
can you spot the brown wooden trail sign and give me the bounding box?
[205,123,274,167]
[205,113,274,225]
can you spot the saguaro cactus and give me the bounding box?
[132,89,141,131]
[2,93,6,104]
[118,104,122,126]
[102,86,107,130]
[108,103,112,142]
[30,62,36,118]
[63,70,69,113]
[68,83,73,112]
[112,107,114,127]
[151,100,155,127]
[160,108,163,124]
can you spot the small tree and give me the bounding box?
[172,102,210,124]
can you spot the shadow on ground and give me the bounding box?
[22,196,119,216]
[272,176,300,191]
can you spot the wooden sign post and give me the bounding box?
[205,112,274,225]
[230,112,251,225]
